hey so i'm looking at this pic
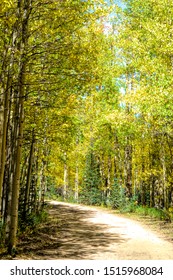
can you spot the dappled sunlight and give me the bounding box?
[13,202,127,260]
[9,202,173,260]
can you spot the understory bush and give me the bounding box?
[0,220,5,247]
[134,206,171,222]
[18,209,48,232]
[79,187,103,205]
[106,179,126,209]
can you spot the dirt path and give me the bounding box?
[4,201,173,260]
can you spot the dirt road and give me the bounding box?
[10,201,173,259]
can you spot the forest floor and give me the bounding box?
[1,201,173,260]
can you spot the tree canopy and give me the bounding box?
[0,0,173,254]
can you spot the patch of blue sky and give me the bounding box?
[114,0,126,9]
[105,0,126,9]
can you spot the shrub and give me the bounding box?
[106,179,126,209]
[18,210,48,232]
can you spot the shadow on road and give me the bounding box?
[11,203,128,259]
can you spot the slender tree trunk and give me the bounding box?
[75,164,79,201]
[141,161,146,205]
[33,155,39,214]
[0,48,9,180]
[0,45,10,218]
[124,138,132,198]
[0,74,12,218]
[24,132,34,217]
[4,92,15,240]
[0,94,3,217]
[8,0,32,254]
[38,158,47,211]
[8,67,25,254]
[63,160,68,199]
[149,175,155,208]
[107,155,111,197]
[160,140,168,209]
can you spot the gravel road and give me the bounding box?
[45,201,173,260]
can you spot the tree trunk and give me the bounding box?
[107,155,111,197]
[140,161,146,205]
[0,74,12,218]
[8,67,25,254]
[8,0,31,254]
[74,164,79,201]
[63,161,68,199]
[124,138,132,198]
[149,175,155,208]
[23,133,34,217]
[161,141,168,209]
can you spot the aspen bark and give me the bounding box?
[161,139,168,209]
[140,161,146,205]
[75,165,79,201]
[0,91,4,217]
[149,175,155,208]
[24,134,34,217]
[124,139,132,198]
[8,0,31,254]
[8,68,25,254]
[0,47,9,218]
[107,155,111,197]
[38,160,47,211]
[0,74,12,218]
[63,162,68,199]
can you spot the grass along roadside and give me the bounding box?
[108,206,173,244]
[73,201,173,244]
[46,197,173,243]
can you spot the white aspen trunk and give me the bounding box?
[107,155,111,197]
[0,88,4,217]
[161,140,168,209]
[38,163,45,211]
[8,0,32,254]
[124,138,132,198]
[63,162,68,199]
[0,48,8,178]
[74,165,79,201]
[0,91,3,165]
[24,136,34,216]
[4,118,15,239]
[9,79,24,254]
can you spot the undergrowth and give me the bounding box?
[18,209,48,234]
[134,206,172,222]
[119,202,172,222]
[0,220,5,248]
[46,189,173,223]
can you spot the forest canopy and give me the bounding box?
[0,0,173,254]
